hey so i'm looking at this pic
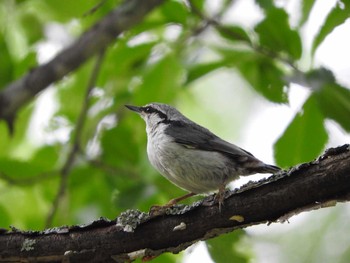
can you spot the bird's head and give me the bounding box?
[125,103,186,132]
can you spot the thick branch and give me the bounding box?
[0,0,164,132]
[0,145,349,262]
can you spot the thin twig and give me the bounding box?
[45,50,106,228]
[83,0,108,17]
[174,1,240,53]
[0,171,58,186]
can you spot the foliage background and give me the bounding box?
[0,0,350,262]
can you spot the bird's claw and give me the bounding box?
[213,185,227,211]
[149,201,175,217]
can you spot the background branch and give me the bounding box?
[1,145,349,263]
[0,171,58,186]
[0,0,164,133]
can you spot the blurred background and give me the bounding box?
[0,0,350,262]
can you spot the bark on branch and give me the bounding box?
[0,144,349,263]
[0,0,164,133]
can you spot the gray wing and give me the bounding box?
[164,121,255,161]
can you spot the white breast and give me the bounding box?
[146,125,237,194]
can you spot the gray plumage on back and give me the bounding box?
[125,102,280,206]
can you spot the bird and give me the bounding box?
[125,102,280,210]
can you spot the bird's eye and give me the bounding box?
[143,106,156,114]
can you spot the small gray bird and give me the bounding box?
[125,102,280,208]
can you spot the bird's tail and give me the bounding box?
[241,160,281,175]
[257,163,281,173]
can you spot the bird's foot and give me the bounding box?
[149,192,196,217]
[149,204,171,217]
[214,185,226,211]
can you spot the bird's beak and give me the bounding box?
[125,104,142,113]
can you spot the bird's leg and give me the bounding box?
[149,192,196,216]
[214,184,227,211]
[166,192,196,206]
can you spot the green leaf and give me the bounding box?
[0,35,14,89]
[18,12,43,45]
[0,205,11,228]
[206,231,249,263]
[301,68,350,132]
[217,25,251,44]
[67,165,118,221]
[299,0,316,27]
[98,41,156,85]
[34,0,98,22]
[240,55,287,103]
[311,2,350,56]
[0,104,34,158]
[30,146,59,170]
[188,0,205,12]
[111,181,150,210]
[255,0,274,9]
[149,253,179,263]
[161,0,189,25]
[56,61,93,122]
[133,53,184,104]
[217,49,287,103]
[274,95,328,167]
[255,7,302,60]
[14,51,37,79]
[101,125,141,167]
[186,61,227,84]
[0,186,49,229]
[80,0,124,29]
[0,159,46,178]
[315,82,350,132]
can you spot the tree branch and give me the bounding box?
[1,144,349,263]
[0,0,164,133]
